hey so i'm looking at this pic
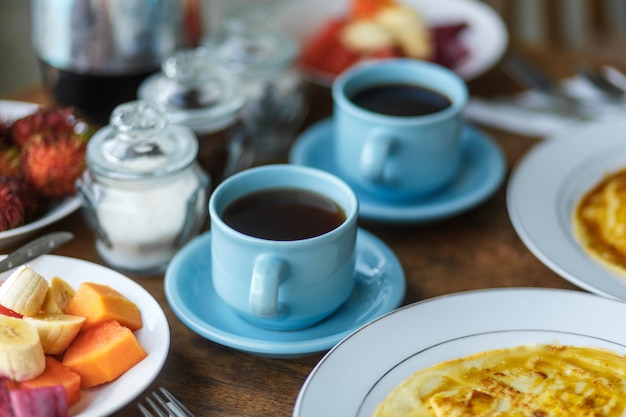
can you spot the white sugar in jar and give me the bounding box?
[77,101,210,275]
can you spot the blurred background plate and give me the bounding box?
[0,99,39,120]
[0,100,82,250]
[0,197,81,251]
[277,0,508,86]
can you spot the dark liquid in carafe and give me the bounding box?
[222,188,346,241]
[39,61,159,125]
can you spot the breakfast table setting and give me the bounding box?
[5,0,626,416]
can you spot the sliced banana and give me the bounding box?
[0,265,49,317]
[0,315,45,381]
[375,5,433,59]
[23,313,85,355]
[340,20,395,53]
[40,276,76,314]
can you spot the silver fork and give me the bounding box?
[501,53,594,118]
[576,63,626,99]
[138,387,196,417]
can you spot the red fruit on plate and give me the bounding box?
[0,176,26,231]
[9,385,68,417]
[10,107,80,148]
[20,132,87,199]
[0,145,22,178]
[431,22,470,69]
[323,40,361,75]
[0,304,23,318]
[350,0,396,19]
[0,379,12,417]
[363,45,401,60]
[299,17,351,76]
[0,121,11,145]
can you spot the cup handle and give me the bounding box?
[250,254,288,317]
[359,131,395,184]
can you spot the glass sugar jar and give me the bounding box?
[76,100,210,275]
[138,47,250,187]
[203,6,309,163]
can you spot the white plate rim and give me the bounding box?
[293,287,626,417]
[277,0,508,84]
[507,118,626,300]
[0,254,170,417]
[0,197,82,241]
[0,100,82,250]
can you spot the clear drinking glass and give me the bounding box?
[203,6,309,163]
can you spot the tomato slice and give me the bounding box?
[299,17,363,77]
[0,304,22,318]
[299,18,347,70]
[322,41,360,75]
[364,46,402,59]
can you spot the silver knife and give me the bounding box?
[0,231,74,273]
[502,54,596,118]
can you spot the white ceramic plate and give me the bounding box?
[0,254,170,417]
[293,288,626,417]
[507,118,626,300]
[277,0,508,85]
[0,100,82,250]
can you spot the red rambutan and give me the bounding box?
[10,107,86,147]
[0,176,26,231]
[0,120,11,145]
[0,145,21,178]
[20,132,87,199]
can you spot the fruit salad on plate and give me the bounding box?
[298,0,469,81]
[0,106,93,233]
[0,265,146,417]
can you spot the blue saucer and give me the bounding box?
[289,118,506,224]
[164,228,406,358]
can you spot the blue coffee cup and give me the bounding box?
[332,58,468,200]
[209,164,358,330]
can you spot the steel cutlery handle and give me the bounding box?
[502,53,596,118]
[0,231,74,273]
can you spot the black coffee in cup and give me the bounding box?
[350,83,452,117]
[222,188,346,241]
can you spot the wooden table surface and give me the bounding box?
[4,43,611,416]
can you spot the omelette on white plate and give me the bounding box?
[574,167,626,277]
[373,344,626,417]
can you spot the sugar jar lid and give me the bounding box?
[203,6,299,77]
[87,100,198,179]
[137,47,245,130]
